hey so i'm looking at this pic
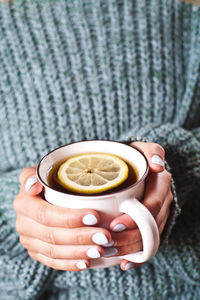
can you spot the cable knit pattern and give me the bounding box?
[0,0,200,299]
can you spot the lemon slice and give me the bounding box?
[57,153,128,194]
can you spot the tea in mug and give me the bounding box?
[47,153,139,196]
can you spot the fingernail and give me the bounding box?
[103,247,118,257]
[125,262,135,270]
[25,176,38,192]
[92,232,108,245]
[112,224,126,232]
[76,260,87,269]
[151,155,164,167]
[103,239,115,247]
[82,214,98,225]
[86,247,101,259]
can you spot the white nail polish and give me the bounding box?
[92,232,108,245]
[103,247,118,257]
[82,214,98,225]
[76,260,87,269]
[103,240,115,247]
[113,224,126,232]
[86,248,101,259]
[151,155,164,167]
[125,262,135,270]
[25,176,38,192]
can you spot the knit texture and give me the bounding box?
[0,0,200,299]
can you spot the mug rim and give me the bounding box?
[37,140,149,199]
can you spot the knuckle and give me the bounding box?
[162,170,171,183]
[20,236,29,249]
[15,217,22,234]
[119,242,142,256]
[61,261,73,271]
[159,224,164,235]
[150,198,162,215]
[76,232,86,245]
[48,257,58,270]
[155,199,163,212]
[169,190,173,204]
[49,259,69,271]
[166,172,172,182]
[73,248,83,259]
[47,245,56,259]
[45,230,56,245]
[122,233,135,246]
[126,235,136,246]
[64,213,74,228]
[28,250,35,260]
[117,230,141,247]
[36,205,48,225]
[19,168,27,184]
[153,143,165,156]
[13,196,21,212]
[13,196,19,212]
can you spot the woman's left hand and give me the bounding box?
[108,142,173,271]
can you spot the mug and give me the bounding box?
[37,140,160,269]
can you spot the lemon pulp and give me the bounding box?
[57,152,128,194]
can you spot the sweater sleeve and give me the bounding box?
[0,169,55,300]
[118,122,200,243]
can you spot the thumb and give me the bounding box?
[130,142,165,173]
[19,165,43,196]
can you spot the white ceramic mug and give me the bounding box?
[37,140,160,269]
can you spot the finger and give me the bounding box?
[113,239,142,257]
[119,193,172,271]
[158,209,170,236]
[111,228,141,247]
[16,215,112,246]
[14,194,100,228]
[110,171,171,231]
[19,166,43,196]
[120,260,144,271]
[103,238,142,258]
[28,251,90,271]
[110,214,136,232]
[130,141,165,172]
[155,188,173,227]
[142,171,171,217]
[20,236,104,259]
[119,204,170,271]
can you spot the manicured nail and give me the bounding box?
[82,214,98,225]
[92,232,108,245]
[103,239,115,247]
[76,260,87,269]
[25,176,38,192]
[112,224,126,232]
[103,247,118,257]
[86,247,101,259]
[151,155,164,167]
[125,262,135,270]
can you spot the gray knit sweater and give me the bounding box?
[0,0,200,299]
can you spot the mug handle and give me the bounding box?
[119,198,160,263]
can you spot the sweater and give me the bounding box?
[0,0,200,299]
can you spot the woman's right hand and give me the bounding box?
[14,166,112,271]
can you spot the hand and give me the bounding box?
[108,142,173,271]
[14,166,113,271]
